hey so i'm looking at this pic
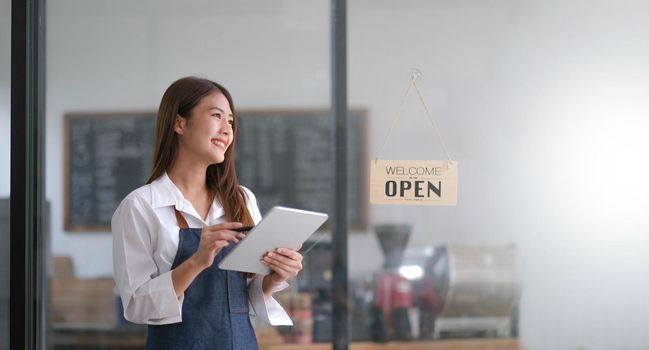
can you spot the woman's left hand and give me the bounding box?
[261,247,303,284]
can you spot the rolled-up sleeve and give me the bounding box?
[112,196,183,325]
[248,275,293,326]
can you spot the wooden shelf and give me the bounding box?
[267,339,521,350]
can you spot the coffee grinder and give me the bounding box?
[369,224,413,341]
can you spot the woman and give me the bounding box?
[112,76,302,350]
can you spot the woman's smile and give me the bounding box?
[211,138,228,149]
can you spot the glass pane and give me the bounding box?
[350,1,649,349]
[47,1,330,348]
[0,0,11,348]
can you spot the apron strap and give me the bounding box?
[174,209,189,229]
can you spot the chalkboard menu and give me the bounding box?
[235,110,367,229]
[65,110,367,231]
[65,113,156,231]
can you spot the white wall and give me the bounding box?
[42,1,649,349]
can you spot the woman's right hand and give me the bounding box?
[191,222,246,269]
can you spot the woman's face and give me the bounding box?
[175,91,234,165]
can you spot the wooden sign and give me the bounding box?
[370,160,457,205]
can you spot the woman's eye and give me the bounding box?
[212,113,221,119]
[228,119,234,125]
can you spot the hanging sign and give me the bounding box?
[370,160,457,205]
[371,69,458,206]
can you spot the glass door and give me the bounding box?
[347,1,649,349]
[45,1,332,349]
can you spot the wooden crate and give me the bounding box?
[50,278,117,326]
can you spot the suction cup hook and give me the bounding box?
[409,68,423,83]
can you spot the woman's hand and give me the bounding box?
[172,222,244,297]
[261,248,303,298]
[191,222,246,270]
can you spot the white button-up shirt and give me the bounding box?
[111,172,293,326]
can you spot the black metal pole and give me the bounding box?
[10,0,30,346]
[331,0,348,349]
[11,0,46,348]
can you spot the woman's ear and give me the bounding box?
[174,115,186,135]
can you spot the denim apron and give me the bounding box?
[146,209,259,350]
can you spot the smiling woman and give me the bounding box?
[112,77,304,350]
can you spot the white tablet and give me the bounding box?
[218,206,328,275]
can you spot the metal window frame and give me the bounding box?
[331,1,349,350]
[10,0,47,348]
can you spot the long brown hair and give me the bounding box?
[147,76,254,227]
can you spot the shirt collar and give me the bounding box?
[149,172,183,209]
[150,172,225,222]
